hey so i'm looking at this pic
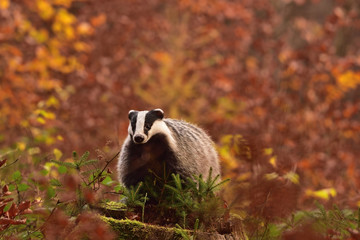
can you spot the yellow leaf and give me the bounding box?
[284,171,299,184]
[53,148,63,160]
[269,156,277,168]
[64,25,75,39]
[36,117,46,124]
[264,148,273,156]
[57,135,64,141]
[17,142,26,151]
[57,9,75,25]
[44,162,59,178]
[73,41,91,52]
[46,96,60,108]
[264,172,279,181]
[337,71,360,91]
[36,0,54,20]
[306,188,337,200]
[0,0,9,10]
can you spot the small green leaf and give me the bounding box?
[114,184,123,193]
[18,183,29,192]
[58,165,67,174]
[101,176,113,186]
[47,186,56,199]
[50,179,62,186]
[8,184,16,191]
[79,151,90,164]
[3,201,12,212]
[40,169,49,176]
[72,151,78,160]
[12,170,22,182]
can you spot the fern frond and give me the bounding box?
[50,159,77,169]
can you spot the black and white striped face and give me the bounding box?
[127,109,165,144]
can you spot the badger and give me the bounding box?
[117,108,221,188]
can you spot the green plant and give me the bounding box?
[164,168,230,229]
[122,182,148,209]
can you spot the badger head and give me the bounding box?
[127,108,165,144]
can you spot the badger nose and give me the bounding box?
[134,135,145,143]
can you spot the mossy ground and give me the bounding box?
[101,217,185,240]
[99,202,247,240]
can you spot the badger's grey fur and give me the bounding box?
[117,108,220,188]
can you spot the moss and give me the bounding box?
[101,216,184,240]
[91,201,127,219]
[99,201,126,211]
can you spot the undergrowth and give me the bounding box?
[2,148,360,239]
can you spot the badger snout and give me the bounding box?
[133,134,145,144]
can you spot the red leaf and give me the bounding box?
[2,185,11,195]
[0,217,26,225]
[20,209,33,214]
[0,159,6,168]
[2,198,14,203]
[8,203,18,218]
[18,201,31,211]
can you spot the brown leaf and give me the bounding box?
[20,209,33,214]
[0,159,6,168]
[348,228,360,240]
[18,201,31,211]
[8,203,19,218]
[2,185,8,193]
[0,218,26,225]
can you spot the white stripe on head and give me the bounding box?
[135,111,147,137]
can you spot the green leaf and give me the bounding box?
[18,183,29,192]
[50,159,77,169]
[3,201,12,212]
[101,176,113,186]
[40,169,49,176]
[78,151,90,164]
[50,179,62,186]
[78,159,98,167]
[47,186,56,199]
[72,151,78,160]
[58,165,67,174]
[12,170,22,182]
[114,184,123,193]
[8,184,16,191]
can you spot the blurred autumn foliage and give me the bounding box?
[1,0,360,238]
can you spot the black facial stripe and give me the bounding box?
[130,112,138,134]
[144,110,162,135]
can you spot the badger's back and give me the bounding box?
[163,119,220,180]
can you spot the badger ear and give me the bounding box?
[151,108,164,119]
[128,110,137,120]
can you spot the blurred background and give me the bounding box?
[1,0,360,218]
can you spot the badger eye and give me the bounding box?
[144,124,151,131]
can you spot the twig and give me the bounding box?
[1,158,19,168]
[86,151,120,187]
